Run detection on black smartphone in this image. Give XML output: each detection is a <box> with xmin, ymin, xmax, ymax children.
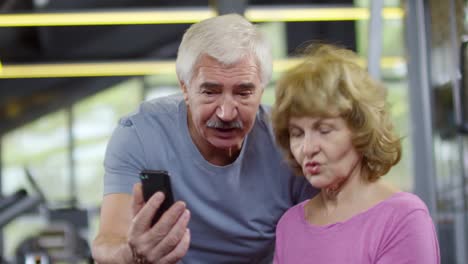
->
<box><xmin>139</xmin><ymin>170</ymin><xmax>174</xmax><ymax>226</ymax></box>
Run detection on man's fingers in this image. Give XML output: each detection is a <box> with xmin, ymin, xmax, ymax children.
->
<box><xmin>160</xmin><ymin>228</ymin><xmax>191</xmax><ymax>264</ymax></box>
<box><xmin>148</xmin><ymin>202</ymin><xmax>186</xmax><ymax>241</ymax></box>
<box><xmin>150</xmin><ymin>208</ymin><xmax>191</xmax><ymax>260</ymax></box>
<box><xmin>133</xmin><ymin>205</ymin><xmax>190</xmax><ymax>263</ymax></box>
<box><xmin>128</xmin><ymin>190</ymin><xmax>190</xmax><ymax>264</ymax></box>
<box><xmin>131</xmin><ymin>191</ymin><xmax>165</xmax><ymax>235</ymax></box>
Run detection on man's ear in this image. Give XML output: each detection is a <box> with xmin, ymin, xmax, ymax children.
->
<box><xmin>180</xmin><ymin>80</ymin><xmax>189</xmax><ymax>104</ymax></box>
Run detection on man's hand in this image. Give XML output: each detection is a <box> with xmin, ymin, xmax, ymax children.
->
<box><xmin>127</xmin><ymin>183</ymin><xmax>191</xmax><ymax>264</ymax></box>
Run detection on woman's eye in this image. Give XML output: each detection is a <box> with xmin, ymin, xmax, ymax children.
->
<box><xmin>319</xmin><ymin>126</ymin><xmax>332</xmax><ymax>134</ymax></box>
<box><xmin>289</xmin><ymin>129</ymin><xmax>303</xmax><ymax>137</ymax></box>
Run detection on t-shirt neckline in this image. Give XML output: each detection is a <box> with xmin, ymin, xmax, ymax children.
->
<box><xmin>300</xmin><ymin>191</ymin><xmax>405</xmax><ymax>232</ymax></box>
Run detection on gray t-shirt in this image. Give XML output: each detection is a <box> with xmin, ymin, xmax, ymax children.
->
<box><xmin>103</xmin><ymin>94</ymin><xmax>315</xmax><ymax>263</ymax></box>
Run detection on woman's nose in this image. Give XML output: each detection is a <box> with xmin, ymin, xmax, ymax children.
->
<box><xmin>302</xmin><ymin>133</ymin><xmax>320</xmax><ymax>156</ymax></box>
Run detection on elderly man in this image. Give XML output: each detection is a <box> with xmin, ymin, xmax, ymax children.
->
<box><xmin>92</xmin><ymin>14</ymin><xmax>315</xmax><ymax>264</ymax></box>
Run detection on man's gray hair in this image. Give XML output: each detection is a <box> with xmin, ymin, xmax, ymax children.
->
<box><xmin>176</xmin><ymin>13</ymin><xmax>272</xmax><ymax>87</ymax></box>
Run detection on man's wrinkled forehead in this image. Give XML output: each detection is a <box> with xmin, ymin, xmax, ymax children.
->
<box><xmin>190</xmin><ymin>55</ymin><xmax>261</xmax><ymax>85</ymax></box>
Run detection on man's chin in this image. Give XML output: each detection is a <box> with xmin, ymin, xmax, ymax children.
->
<box><xmin>208</xmin><ymin>138</ymin><xmax>242</xmax><ymax>150</ymax></box>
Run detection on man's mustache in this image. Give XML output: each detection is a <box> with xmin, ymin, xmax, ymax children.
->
<box><xmin>206</xmin><ymin>119</ymin><xmax>243</xmax><ymax>129</ymax></box>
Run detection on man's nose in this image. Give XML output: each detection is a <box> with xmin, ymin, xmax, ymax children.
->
<box><xmin>216</xmin><ymin>96</ymin><xmax>238</xmax><ymax>121</ymax></box>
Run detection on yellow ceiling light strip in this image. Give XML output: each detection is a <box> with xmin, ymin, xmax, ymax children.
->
<box><xmin>0</xmin><ymin>57</ymin><xmax>405</xmax><ymax>79</ymax></box>
<box><xmin>0</xmin><ymin>61</ymin><xmax>176</xmax><ymax>78</ymax></box>
<box><xmin>275</xmin><ymin>57</ymin><xmax>406</xmax><ymax>71</ymax></box>
<box><xmin>0</xmin><ymin>9</ymin><xmax>217</xmax><ymax>27</ymax></box>
<box><xmin>247</xmin><ymin>7</ymin><xmax>403</xmax><ymax>22</ymax></box>
<box><xmin>0</xmin><ymin>6</ymin><xmax>403</xmax><ymax>27</ymax></box>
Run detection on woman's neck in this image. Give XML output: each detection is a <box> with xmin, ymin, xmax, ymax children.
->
<box><xmin>318</xmin><ymin>167</ymin><xmax>370</xmax><ymax>214</ymax></box>
<box><xmin>320</xmin><ymin>159</ymin><xmax>363</xmax><ymax>199</ymax></box>
<box><xmin>306</xmin><ymin>175</ymin><xmax>399</xmax><ymax>226</ymax></box>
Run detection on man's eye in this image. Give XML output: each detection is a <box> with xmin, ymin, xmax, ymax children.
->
<box><xmin>238</xmin><ymin>91</ymin><xmax>253</xmax><ymax>97</ymax></box>
<box><xmin>202</xmin><ymin>90</ymin><xmax>216</xmax><ymax>95</ymax></box>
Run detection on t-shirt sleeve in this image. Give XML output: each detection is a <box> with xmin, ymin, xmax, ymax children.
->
<box><xmin>273</xmin><ymin>216</ymin><xmax>286</xmax><ymax>264</ymax></box>
<box><xmin>376</xmin><ymin>209</ymin><xmax>440</xmax><ymax>264</ymax></box>
<box><xmin>273</xmin><ymin>236</ymin><xmax>282</xmax><ymax>264</ymax></box>
<box><xmin>103</xmin><ymin>117</ymin><xmax>147</xmax><ymax>195</ymax></box>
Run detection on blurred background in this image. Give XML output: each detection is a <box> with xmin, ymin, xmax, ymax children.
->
<box><xmin>0</xmin><ymin>0</ymin><xmax>467</xmax><ymax>263</ymax></box>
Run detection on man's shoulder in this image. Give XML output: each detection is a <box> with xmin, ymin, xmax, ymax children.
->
<box><xmin>119</xmin><ymin>93</ymin><xmax>183</xmax><ymax>125</ymax></box>
<box><xmin>257</xmin><ymin>103</ymin><xmax>271</xmax><ymax>119</ymax></box>
<box><xmin>254</xmin><ymin>104</ymin><xmax>272</xmax><ymax>129</ymax></box>
<box><xmin>140</xmin><ymin>93</ymin><xmax>184</xmax><ymax>115</ymax></box>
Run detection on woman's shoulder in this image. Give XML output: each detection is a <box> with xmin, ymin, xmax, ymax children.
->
<box><xmin>384</xmin><ymin>192</ymin><xmax>430</xmax><ymax>212</ymax></box>
<box><xmin>277</xmin><ymin>200</ymin><xmax>309</xmax><ymax>228</ymax></box>
<box><xmin>369</xmin><ymin>191</ymin><xmax>432</xmax><ymax>226</ymax></box>
<box><xmin>370</xmin><ymin>182</ymin><xmax>429</xmax><ymax>214</ymax></box>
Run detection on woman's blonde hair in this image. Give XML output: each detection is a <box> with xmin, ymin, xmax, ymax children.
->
<box><xmin>271</xmin><ymin>44</ymin><xmax>401</xmax><ymax>181</ymax></box>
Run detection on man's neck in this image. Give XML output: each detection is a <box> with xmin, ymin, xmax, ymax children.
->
<box><xmin>205</xmin><ymin>147</ymin><xmax>242</xmax><ymax>166</ymax></box>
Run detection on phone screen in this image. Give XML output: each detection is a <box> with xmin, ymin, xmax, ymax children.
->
<box><xmin>139</xmin><ymin>170</ymin><xmax>174</xmax><ymax>225</ymax></box>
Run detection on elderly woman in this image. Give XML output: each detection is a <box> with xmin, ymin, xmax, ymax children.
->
<box><xmin>271</xmin><ymin>44</ymin><xmax>440</xmax><ymax>263</ymax></box>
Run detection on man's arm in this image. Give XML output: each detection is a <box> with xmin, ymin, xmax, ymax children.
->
<box><xmin>92</xmin><ymin>194</ymin><xmax>134</xmax><ymax>264</ymax></box>
<box><xmin>92</xmin><ymin>184</ymin><xmax>191</xmax><ymax>264</ymax></box>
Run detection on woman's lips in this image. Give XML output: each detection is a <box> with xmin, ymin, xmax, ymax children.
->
<box><xmin>305</xmin><ymin>161</ymin><xmax>321</xmax><ymax>175</ymax></box>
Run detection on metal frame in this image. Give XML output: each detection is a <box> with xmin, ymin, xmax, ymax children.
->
<box><xmin>367</xmin><ymin>0</ymin><xmax>384</xmax><ymax>80</ymax></box>
<box><xmin>406</xmin><ymin>0</ymin><xmax>468</xmax><ymax>262</ymax></box>
<box><xmin>404</xmin><ymin>0</ymin><xmax>438</xmax><ymax>216</ymax></box>
<box><xmin>0</xmin><ymin>139</ymin><xmax>3</xmax><ymax>258</ymax></box>
<box><xmin>214</xmin><ymin>0</ymin><xmax>247</xmax><ymax>15</ymax></box>
<box><xmin>448</xmin><ymin>0</ymin><xmax>468</xmax><ymax>261</ymax></box>
<box><xmin>67</xmin><ymin>107</ymin><xmax>77</xmax><ymax>208</ymax></box>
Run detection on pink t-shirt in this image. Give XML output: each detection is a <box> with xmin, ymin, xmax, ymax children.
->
<box><xmin>274</xmin><ymin>192</ymin><xmax>440</xmax><ymax>264</ymax></box>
